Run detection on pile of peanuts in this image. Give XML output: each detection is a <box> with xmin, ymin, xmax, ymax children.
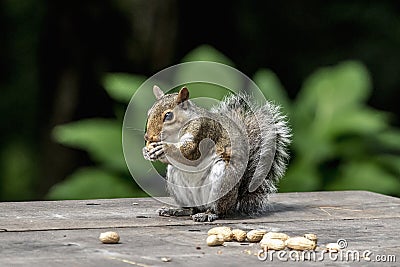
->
<box><xmin>206</xmin><ymin>227</ymin><xmax>341</xmax><ymax>252</ymax></box>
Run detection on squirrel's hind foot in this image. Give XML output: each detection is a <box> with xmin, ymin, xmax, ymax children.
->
<box><xmin>157</xmin><ymin>207</ymin><xmax>194</xmax><ymax>217</ymax></box>
<box><xmin>191</xmin><ymin>212</ymin><xmax>218</xmax><ymax>222</ymax></box>
<box><xmin>157</xmin><ymin>207</ymin><xmax>218</xmax><ymax>222</ymax></box>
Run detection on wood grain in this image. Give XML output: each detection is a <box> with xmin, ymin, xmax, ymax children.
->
<box><xmin>0</xmin><ymin>191</ymin><xmax>399</xmax><ymax>266</ymax></box>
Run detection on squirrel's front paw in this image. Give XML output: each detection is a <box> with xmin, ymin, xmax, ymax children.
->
<box><xmin>143</xmin><ymin>142</ymin><xmax>165</xmax><ymax>161</ymax></box>
<box><xmin>192</xmin><ymin>212</ymin><xmax>218</xmax><ymax>222</ymax></box>
<box><xmin>142</xmin><ymin>147</ymin><xmax>151</xmax><ymax>161</ymax></box>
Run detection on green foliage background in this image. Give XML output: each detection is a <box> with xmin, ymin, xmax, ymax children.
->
<box><xmin>47</xmin><ymin>45</ymin><xmax>400</xmax><ymax>199</ymax></box>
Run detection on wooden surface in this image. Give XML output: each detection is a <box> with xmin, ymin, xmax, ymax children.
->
<box><xmin>0</xmin><ymin>191</ymin><xmax>399</xmax><ymax>266</ymax></box>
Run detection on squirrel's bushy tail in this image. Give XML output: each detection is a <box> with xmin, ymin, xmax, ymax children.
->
<box><xmin>211</xmin><ymin>93</ymin><xmax>291</xmax><ymax>214</ymax></box>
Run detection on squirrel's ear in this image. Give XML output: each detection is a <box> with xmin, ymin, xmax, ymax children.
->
<box><xmin>153</xmin><ymin>85</ymin><xmax>164</xmax><ymax>100</ymax></box>
<box><xmin>177</xmin><ymin>87</ymin><xmax>189</xmax><ymax>104</ymax></box>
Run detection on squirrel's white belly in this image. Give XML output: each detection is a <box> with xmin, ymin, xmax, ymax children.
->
<box><xmin>166</xmin><ymin>160</ymin><xmax>226</xmax><ymax>208</ymax></box>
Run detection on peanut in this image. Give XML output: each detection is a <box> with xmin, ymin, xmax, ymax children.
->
<box><xmin>207</xmin><ymin>227</ymin><xmax>233</xmax><ymax>241</ymax></box>
<box><xmin>260</xmin><ymin>238</ymin><xmax>286</xmax><ymax>251</ymax></box>
<box><xmin>326</xmin><ymin>243</ymin><xmax>341</xmax><ymax>252</ymax></box>
<box><xmin>99</xmin><ymin>231</ymin><xmax>120</xmax><ymax>244</ymax></box>
<box><xmin>232</xmin><ymin>229</ymin><xmax>247</xmax><ymax>242</ymax></box>
<box><xmin>286</xmin><ymin>236</ymin><xmax>316</xmax><ymax>250</ymax></box>
<box><xmin>207</xmin><ymin>234</ymin><xmax>225</xmax><ymax>246</ymax></box>
<box><xmin>304</xmin><ymin>233</ymin><xmax>318</xmax><ymax>242</ymax></box>
<box><xmin>246</xmin><ymin>229</ymin><xmax>267</xmax><ymax>242</ymax></box>
<box><xmin>263</xmin><ymin>232</ymin><xmax>290</xmax><ymax>241</ymax></box>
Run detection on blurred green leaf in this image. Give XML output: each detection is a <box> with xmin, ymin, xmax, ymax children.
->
<box><xmin>377</xmin><ymin>130</ymin><xmax>400</xmax><ymax>150</ymax></box>
<box><xmin>280</xmin><ymin>60</ymin><xmax>400</xmax><ymax>196</ymax></box>
<box><xmin>376</xmin><ymin>155</ymin><xmax>400</xmax><ymax>174</ymax></box>
<box><xmin>176</xmin><ymin>46</ymin><xmax>242</xmax><ymax>97</ymax></box>
<box><xmin>279</xmin><ymin>160</ymin><xmax>321</xmax><ymax>192</ymax></box>
<box><xmin>327</xmin><ymin>162</ymin><xmax>400</xmax><ymax>195</ymax></box>
<box><xmin>290</xmin><ymin>60</ymin><xmax>387</xmax><ymax>160</ymax></box>
<box><xmin>53</xmin><ymin>119</ymin><xmax>126</xmax><ymax>172</ymax></box>
<box><xmin>0</xmin><ymin>141</ymin><xmax>36</xmax><ymax>200</ymax></box>
<box><xmin>46</xmin><ymin>167</ymin><xmax>144</xmax><ymax>200</ymax></box>
<box><xmin>103</xmin><ymin>73</ymin><xmax>146</xmax><ymax>103</ymax></box>
<box><xmin>296</xmin><ymin>61</ymin><xmax>371</xmax><ymax>116</ymax></box>
<box><xmin>181</xmin><ymin>44</ymin><xmax>234</xmax><ymax>66</ymax></box>
<box><xmin>327</xmin><ymin>109</ymin><xmax>388</xmax><ymax>136</ymax></box>
<box><xmin>293</xmin><ymin>61</ymin><xmax>374</xmax><ymax>141</ymax></box>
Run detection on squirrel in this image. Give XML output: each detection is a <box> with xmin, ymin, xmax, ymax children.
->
<box><xmin>142</xmin><ymin>85</ymin><xmax>291</xmax><ymax>222</ymax></box>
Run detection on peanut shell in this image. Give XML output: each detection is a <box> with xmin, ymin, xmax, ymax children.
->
<box><xmin>260</xmin><ymin>238</ymin><xmax>286</xmax><ymax>251</ymax></box>
<box><xmin>263</xmin><ymin>232</ymin><xmax>290</xmax><ymax>241</ymax></box>
<box><xmin>206</xmin><ymin>234</ymin><xmax>224</xmax><ymax>246</ymax></box>
<box><xmin>207</xmin><ymin>227</ymin><xmax>233</xmax><ymax>241</ymax></box>
<box><xmin>286</xmin><ymin>236</ymin><xmax>316</xmax><ymax>250</ymax></box>
<box><xmin>326</xmin><ymin>243</ymin><xmax>341</xmax><ymax>252</ymax></box>
<box><xmin>246</xmin><ymin>229</ymin><xmax>267</xmax><ymax>242</ymax></box>
<box><xmin>304</xmin><ymin>233</ymin><xmax>318</xmax><ymax>242</ymax></box>
<box><xmin>99</xmin><ymin>231</ymin><xmax>120</xmax><ymax>244</ymax></box>
<box><xmin>232</xmin><ymin>229</ymin><xmax>247</xmax><ymax>242</ymax></box>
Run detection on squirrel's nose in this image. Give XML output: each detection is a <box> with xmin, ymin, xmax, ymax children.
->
<box><xmin>144</xmin><ymin>133</ymin><xmax>161</xmax><ymax>142</ymax></box>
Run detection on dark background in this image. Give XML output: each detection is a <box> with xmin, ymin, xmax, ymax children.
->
<box><xmin>1</xmin><ymin>0</ymin><xmax>400</xmax><ymax>200</ymax></box>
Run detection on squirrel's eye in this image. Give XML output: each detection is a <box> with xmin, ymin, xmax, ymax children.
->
<box><xmin>163</xmin><ymin>111</ymin><xmax>174</xmax><ymax>122</ymax></box>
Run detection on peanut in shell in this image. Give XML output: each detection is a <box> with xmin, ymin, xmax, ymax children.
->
<box><xmin>99</xmin><ymin>231</ymin><xmax>120</xmax><ymax>244</ymax></box>
<box><xmin>286</xmin><ymin>236</ymin><xmax>316</xmax><ymax>251</ymax></box>
<box><xmin>207</xmin><ymin>234</ymin><xmax>225</xmax><ymax>246</ymax></box>
<box><xmin>207</xmin><ymin>227</ymin><xmax>233</xmax><ymax>241</ymax></box>
<box><xmin>263</xmin><ymin>232</ymin><xmax>290</xmax><ymax>241</ymax></box>
<box><xmin>260</xmin><ymin>238</ymin><xmax>286</xmax><ymax>251</ymax></box>
<box><xmin>232</xmin><ymin>229</ymin><xmax>247</xmax><ymax>242</ymax></box>
<box><xmin>246</xmin><ymin>229</ymin><xmax>267</xmax><ymax>242</ymax></box>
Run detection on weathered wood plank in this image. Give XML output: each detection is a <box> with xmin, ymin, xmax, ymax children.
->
<box><xmin>0</xmin><ymin>191</ymin><xmax>399</xmax><ymax>266</ymax></box>
<box><xmin>0</xmin><ymin>218</ymin><xmax>398</xmax><ymax>266</ymax></box>
<box><xmin>0</xmin><ymin>191</ymin><xmax>399</xmax><ymax>232</ymax></box>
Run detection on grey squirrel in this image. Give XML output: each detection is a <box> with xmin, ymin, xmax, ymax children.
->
<box><xmin>142</xmin><ymin>85</ymin><xmax>291</xmax><ymax>222</ymax></box>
